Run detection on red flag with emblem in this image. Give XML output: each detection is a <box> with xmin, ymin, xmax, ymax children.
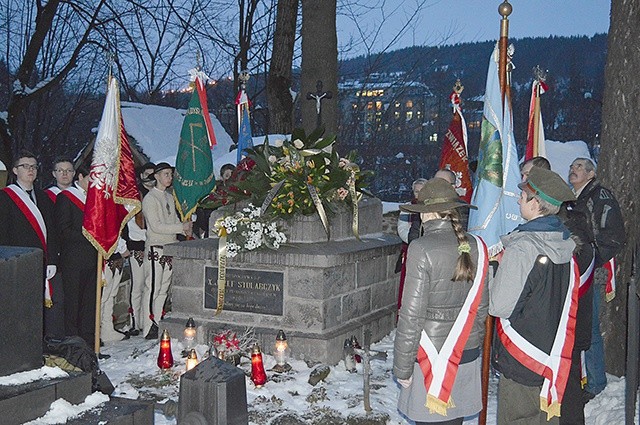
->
<box><xmin>438</xmin><ymin>87</ymin><xmax>473</xmax><ymax>203</ymax></box>
<box><xmin>525</xmin><ymin>78</ymin><xmax>548</xmax><ymax>160</ymax></box>
<box><xmin>83</xmin><ymin>77</ymin><xmax>141</xmax><ymax>258</ymax></box>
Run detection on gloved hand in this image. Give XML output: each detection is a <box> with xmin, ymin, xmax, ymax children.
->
<box><xmin>397</xmin><ymin>375</ymin><xmax>413</xmax><ymax>389</ymax></box>
<box><xmin>46</xmin><ymin>265</ymin><xmax>57</xmax><ymax>280</ymax></box>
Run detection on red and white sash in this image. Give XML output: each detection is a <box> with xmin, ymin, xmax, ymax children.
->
<box><xmin>44</xmin><ymin>186</ymin><xmax>61</xmax><ymax>203</ymax></box>
<box><xmin>60</xmin><ymin>185</ymin><xmax>86</xmax><ymax>211</ymax></box>
<box><xmin>4</xmin><ymin>185</ymin><xmax>48</xmax><ymax>252</ymax></box>
<box><xmin>578</xmin><ymin>253</ymin><xmax>595</xmax><ymax>298</ymax></box>
<box><xmin>416</xmin><ymin>234</ymin><xmax>489</xmax><ymax>416</ymax></box>
<box><xmin>496</xmin><ymin>257</ymin><xmax>580</xmax><ymax>420</ymax></box>
<box><xmin>3</xmin><ymin>184</ymin><xmax>52</xmax><ymax>307</ymax></box>
<box><xmin>603</xmin><ymin>258</ymin><xmax>616</xmax><ymax>302</ymax></box>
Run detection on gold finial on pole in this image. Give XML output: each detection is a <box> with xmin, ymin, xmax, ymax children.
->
<box><xmin>499</xmin><ymin>1</ymin><xmax>512</xmax><ymax>36</ymax></box>
<box><xmin>239</xmin><ymin>70</ymin><xmax>250</xmax><ymax>91</ymax></box>
<box><xmin>453</xmin><ymin>79</ymin><xmax>464</xmax><ymax>95</ymax></box>
<box><xmin>106</xmin><ymin>51</ymin><xmax>116</xmax><ymax>82</ymax></box>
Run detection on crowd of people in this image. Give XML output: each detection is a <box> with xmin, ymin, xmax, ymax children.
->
<box><xmin>0</xmin><ymin>147</ymin><xmax>625</xmax><ymax>424</ymax></box>
<box><xmin>393</xmin><ymin>157</ymin><xmax>624</xmax><ymax>424</ymax></box>
<box><xmin>0</xmin><ymin>150</ymin><xmax>236</xmax><ymax>355</ymax></box>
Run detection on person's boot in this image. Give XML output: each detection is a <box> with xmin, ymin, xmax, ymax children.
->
<box><xmin>145</xmin><ymin>323</ymin><xmax>159</xmax><ymax>340</ymax></box>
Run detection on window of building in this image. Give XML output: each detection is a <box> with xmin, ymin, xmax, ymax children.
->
<box><xmin>406</xmin><ymin>100</ymin><xmax>413</xmax><ymax>108</ymax></box>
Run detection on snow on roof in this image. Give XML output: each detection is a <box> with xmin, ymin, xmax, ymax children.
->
<box><xmin>120</xmin><ymin>102</ymin><xmax>291</xmax><ymax>179</ymax></box>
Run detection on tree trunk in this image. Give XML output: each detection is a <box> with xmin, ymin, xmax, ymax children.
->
<box><xmin>300</xmin><ymin>0</ymin><xmax>338</xmax><ymax>136</ymax></box>
<box><xmin>267</xmin><ymin>0</ymin><xmax>298</xmax><ymax>134</ymax></box>
<box><xmin>598</xmin><ymin>0</ymin><xmax>640</xmax><ymax>377</ymax></box>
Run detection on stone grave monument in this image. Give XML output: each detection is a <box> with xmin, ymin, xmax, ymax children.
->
<box><xmin>0</xmin><ymin>246</ymin><xmax>153</xmax><ymax>424</ymax></box>
<box><xmin>163</xmin><ymin>197</ymin><xmax>401</xmax><ymax>364</ymax></box>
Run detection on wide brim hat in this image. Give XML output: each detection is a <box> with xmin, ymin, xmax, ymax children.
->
<box><xmin>399</xmin><ymin>178</ymin><xmax>477</xmax><ymax>213</ymax></box>
<box><xmin>153</xmin><ymin>162</ymin><xmax>174</xmax><ymax>175</ymax></box>
<box><xmin>518</xmin><ymin>166</ymin><xmax>576</xmax><ymax>206</ymax></box>
<box><xmin>136</xmin><ymin>162</ymin><xmax>156</xmax><ymax>175</ymax></box>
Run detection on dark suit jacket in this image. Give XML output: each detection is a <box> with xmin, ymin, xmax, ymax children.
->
<box><xmin>0</xmin><ymin>187</ymin><xmax>59</xmax><ymax>266</ymax></box>
<box><xmin>54</xmin><ymin>192</ymin><xmax>98</xmax><ymax>267</ymax></box>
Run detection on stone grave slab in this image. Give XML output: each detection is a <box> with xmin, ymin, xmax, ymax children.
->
<box><xmin>0</xmin><ymin>246</ymin><xmax>44</xmax><ymax>377</ymax></box>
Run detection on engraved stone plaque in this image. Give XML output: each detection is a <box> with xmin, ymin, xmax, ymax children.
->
<box><xmin>204</xmin><ymin>267</ymin><xmax>284</xmax><ymax>316</ymax></box>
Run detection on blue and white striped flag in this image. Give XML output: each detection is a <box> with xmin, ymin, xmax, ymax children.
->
<box><xmin>467</xmin><ymin>45</ymin><xmax>522</xmax><ymax>256</ymax></box>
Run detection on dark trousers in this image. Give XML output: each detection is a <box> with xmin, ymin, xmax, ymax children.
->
<box><xmin>62</xmin><ymin>260</ymin><xmax>97</xmax><ymax>346</ymax></box>
<box><xmin>43</xmin><ymin>273</ymin><xmax>65</xmax><ymax>338</ymax></box>
<box><xmin>497</xmin><ymin>376</ymin><xmax>559</xmax><ymax>425</ymax></box>
<box><xmin>560</xmin><ymin>351</ymin><xmax>585</xmax><ymax>425</ymax></box>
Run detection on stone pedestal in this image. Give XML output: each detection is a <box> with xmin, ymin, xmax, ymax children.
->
<box><xmin>163</xmin><ymin>197</ymin><xmax>401</xmax><ymax>364</ymax></box>
<box><xmin>0</xmin><ymin>246</ymin><xmax>43</xmax><ymax>377</ymax></box>
<box><xmin>178</xmin><ymin>356</ymin><xmax>248</xmax><ymax>425</ymax></box>
<box><xmin>0</xmin><ymin>373</ymin><xmax>90</xmax><ymax>425</ymax></box>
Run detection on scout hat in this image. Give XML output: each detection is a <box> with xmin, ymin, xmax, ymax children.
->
<box><xmin>518</xmin><ymin>166</ymin><xmax>576</xmax><ymax>206</ymax></box>
<box><xmin>400</xmin><ymin>178</ymin><xmax>476</xmax><ymax>213</ymax></box>
<box><xmin>153</xmin><ymin>162</ymin><xmax>174</xmax><ymax>175</ymax></box>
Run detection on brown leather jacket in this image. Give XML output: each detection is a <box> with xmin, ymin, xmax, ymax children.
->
<box><xmin>393</xmin><ymin>218</ymin><xmax>489</xmax><ymax>380</ymax></box>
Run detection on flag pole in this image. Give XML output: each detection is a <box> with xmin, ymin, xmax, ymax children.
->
<box><xmin>532</xmin><ymin>80</ymin><xmax>541</xmax><ymax>157</ymax></box>
<box><xmin>480</xmin><ymin>3</ymin><xmax>512</xmax><ymax>425</ymax></box>
<box><xmin>94</xmin><ymin>253</ymin><xmax>103</xmax><ymax>354</ymax></box>
<box><xmin>498</xmin><ymin>1</ymin><xmax>512</xmax><ymax>109</ymax></box>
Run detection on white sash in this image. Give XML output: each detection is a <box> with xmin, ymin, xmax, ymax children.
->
<box><xmin>62</xmin><ymin>185</ymin><xmax>87</xmax><ymax>207</ymax></box>
<box><xmin>44</xmin><ymin>186</ymin><xmax>62</xmax><ymax>202</ymax></box>
<box><xmin>416</xmin><ymin>234</ymin><xmax>489</xmax><ymax>415</ymax></box>
<box><xmin>497</xmin><ymin>257</ymin><xmax>580</xmax><ymax>420</ymax></box>
<box><xmin>5</xmin><ymin>184</ymin><xmax>47</xmax><ymax>243</ymax></box>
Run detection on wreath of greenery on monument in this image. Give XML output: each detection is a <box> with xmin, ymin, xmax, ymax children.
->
<box><xmin>203</xmin><ymin>128</ymin><xmax>372</xmax><ymax>255</ymax></box>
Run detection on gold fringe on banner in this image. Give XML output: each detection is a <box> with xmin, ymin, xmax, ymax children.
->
<box><xmin>307</xmin><ymin>183</ymin><xmax>330</xmax><ymax>240</ymax></box>
<box><xmin>425</xmin><ymin>393</ymin><xmax>455</xmax><ymax>416</ymax></box>
<box><xmin>214</xmin><ymin>223</ymin><xmax>228</xmax><ymax>316</ymax></box>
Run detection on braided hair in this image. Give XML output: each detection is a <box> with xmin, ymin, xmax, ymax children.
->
<box><xmin>436</xmin><ymin>209</ymin><xmax>476</xmax><ymax>282</ymax></box>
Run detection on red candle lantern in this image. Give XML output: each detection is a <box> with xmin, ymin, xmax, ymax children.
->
<box><xmin>250</xmin><ymin>343</ymin><xmax>267</xmax><ymax>387</ymax></box>
<box><xmin>157</xmin><ymin>329</ymin><xmax>174</xmax><ymax>369</ymax></box>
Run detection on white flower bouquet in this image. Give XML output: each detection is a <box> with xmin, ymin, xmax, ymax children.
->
<box><xmin>213</xmin><ymin>204</ymin><xmax>287</xmax><ymax>258</ymax></box>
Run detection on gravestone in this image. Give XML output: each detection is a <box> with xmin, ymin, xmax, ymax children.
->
<box><xmin>0</xmin><ymin>246</ymin><xmax>43</xmax><ymax>376</ymax></box>
<box><xmin>178</xmin><ymin>356</ymin><xmax>248</xmax><ymax>425</ymax></box>
<box><xmin>163</xmin><ymin>197</ymin><xmax>401</xmax><ymax>364</ymax></box>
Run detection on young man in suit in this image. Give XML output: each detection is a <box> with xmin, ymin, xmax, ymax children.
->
<box><xmin>0</xmin><ymin>150</ymin><xmax>63</xmax><ymax>337</ymax></box>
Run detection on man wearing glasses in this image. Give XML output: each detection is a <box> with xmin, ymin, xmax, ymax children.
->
<box><xmin>45</xmin><ymin>157</ymin><xmax>75</xmax><ymax>203</ymax></box>
<box><xmin>0</xmin><ymin>150</ymin><xmax>63</xmax><ymax>338</ymax></box>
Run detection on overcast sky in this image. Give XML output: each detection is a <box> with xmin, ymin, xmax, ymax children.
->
<box><xmin>336</xmin><ymin>0</ymin><xmax>611</xmax><ymax>58</ymax></box>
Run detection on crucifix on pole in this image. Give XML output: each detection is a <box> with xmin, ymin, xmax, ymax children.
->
<box><xmin>306</xmin><ymin>80</ymin><xmax>332</xmax><ymax>129</ymax></box>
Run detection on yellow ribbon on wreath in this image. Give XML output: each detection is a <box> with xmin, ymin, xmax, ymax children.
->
<box><xmin>213</xmin><ymin>220</ymin><xmax>228</xmax><ymax>316</ymax></box>
<box><xmin>344</xmin><ymin>162</ymin><xmax>362</xmax><ymax>240</ymax></box>
<box><xmin>307</xmin><ymin>183</ymin><xmax>330</xmax><ymax>240</ymax></box>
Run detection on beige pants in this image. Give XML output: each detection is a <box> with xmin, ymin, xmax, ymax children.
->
<box><xmin>100</xmin><ymin>260</ymin><xmax>124</xmax><ymax>342</ymax></box>
<box><xmin>128</xmin><ymin>250</ymin><xmax>147</xmax><ymax>331</ymax></box>
<box><xmin>141</xmin><ymin>246</ymin><xmax>173</xmax><ymax>337</ymax></box>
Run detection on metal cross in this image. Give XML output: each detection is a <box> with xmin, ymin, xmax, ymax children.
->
<box><xmin>306</xmin><ymin>80</ymin><xmax>333</xmax><ymax>128</ymax></box>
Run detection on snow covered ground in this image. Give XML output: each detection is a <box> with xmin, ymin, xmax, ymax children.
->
<box><xmin>9</xmin><ymin>329</ymin><xmax>634</xmax><ymax>424</ymax></box>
